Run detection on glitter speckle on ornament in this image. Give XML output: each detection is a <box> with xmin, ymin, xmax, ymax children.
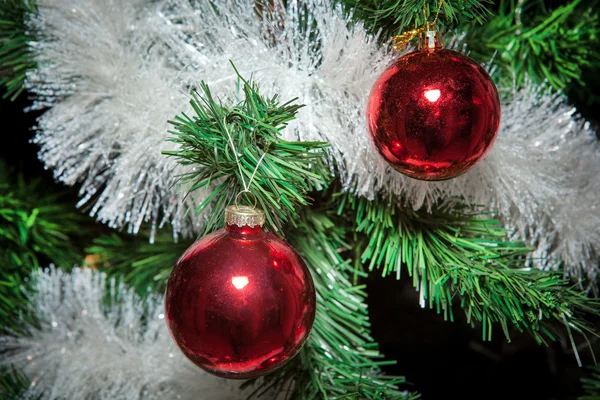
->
<box><xmin>165</xmin><ymin>206</ymin><xmax>316</xmax><ymax>379</ymax></box>
<box><xmin>367</xmin><ymin>29</ymin><xmax>501</xmax><ymax>181</ymax></box>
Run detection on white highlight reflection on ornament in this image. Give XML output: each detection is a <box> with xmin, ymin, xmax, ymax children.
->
<box><xmin>232</xmin><ymin>276</ymin><xmax>249</xmax><ymax>290</ymax></box>
<box><xmin>424</xmin><ymin>89</ymin><xmax>441</xmax><ymax>102</ymax></box>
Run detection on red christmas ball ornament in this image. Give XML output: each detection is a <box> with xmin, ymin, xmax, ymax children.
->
<box><xmin>367</xmin><ymin>29</ymin><xmax>501</xmax><ymax>181</ymax></box>
<box><xmin>165</xmin><ymin>205</ymin><xmax>316</xmax><ymax>379</ymax></box>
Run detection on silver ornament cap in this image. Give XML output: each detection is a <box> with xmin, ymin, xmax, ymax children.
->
<box><xmin>225</xmin><ymin>205</ymin><xmax>265</xmax><ymax>228</ymax></box>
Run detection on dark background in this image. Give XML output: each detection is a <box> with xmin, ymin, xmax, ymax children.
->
<box><xmin>1</xmin><ymin>0</ymin><xmax>599</xmax><ymax>398</ymax></box>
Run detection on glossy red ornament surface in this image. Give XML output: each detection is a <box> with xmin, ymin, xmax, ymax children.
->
<box><xmin>367</xmin><ymin>48</ymin><xmax>501</xmax><ymax>180</ymax></box>
<box><xmin>164</xmin><ymin>223</ymin><xmax>316</xmax><ymax>379</ymax></box>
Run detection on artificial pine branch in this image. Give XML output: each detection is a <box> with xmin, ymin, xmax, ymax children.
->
<box><xmin>581</xmin><ymin>366</ymin><xmax>600</xmax><ymax>400</ymax></box>
<box><xmin>0</xmin><ymin>366</ymin><xmax>40</xmax><ymax>400</ymax></box>
<box><xmin>164</xmin><ymin>67</ymin><xmax>330</xmax><ymax>234</ymax></box>
<box><xmin>0</xmin><ymin>0</ymin><xmax>36</xmax><ymax>100</ymax></box>
<box><xmin>0</xmin><ymin>183</ymin><xmax>83</xmax><ymax>269</ymax></box>
<box><xmin>246</xmin><ymin>208</ymin><xmax>418</xmax><ymax>400</ymax></box>
<box><xmin>346</xmin><ymin>195</ymin><xmax>600</xmax><ymax>365</ymax></box>
<box><xmin>0</xmin><ymin>163</ymin><xmax>86</xmax><ymax>333</ymax></box>
<box><xmin>460</xmin><ymin>0</ymin><xmax>600</xmax><ymax>94</ymax></box>
<box><xmin>85</xmin><ymin>230</ymin><xmax>192</xmax><ymax>296</ymax></box>
<box><xmin>341</xmin><ymin>0</ymin><xmax>492</xmax><ymax>38</ymax></box>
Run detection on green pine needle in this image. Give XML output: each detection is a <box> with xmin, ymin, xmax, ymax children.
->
<box><xmin>346</xmin><ymin>195</ymin><xmax>599</xmax><ymax>364</ymax></box>
<box><xmin>0</xmin><ymin>0</ymin><xmax>36</xmax><ymax>100</ymax></box>
<box><xmin>86</xmin><ymin>230</ymin><xmax>192</xmax><ymax>296</ymax></box>
<box><xmin>163</xmin><ymin>66</ymin><xmax>330</xmax><ymax>235</ymax></box>
<box><xmin>0</xmin><ymin>366</ymin><xmax>40</xmax><ymax>400</ymax></box>
<box><xmin>461</xmin><ymin>0</ymin><xmax>600</xmax><ymax>94</ymax></box>
<box><xmin>581</xmin><ymin>366</ymin><xmax>600</xmax><ymax>400</ymax></box>
<box><xmin>0</xmin><ymin>164</ymin><xmax>86</xmax><ymax>333</ymax></box>
<box><xmin>245</xmin><ymin>208</ymin><xmax>418</xmax><ymax>400</ymax></box>
<box><xmin>0</xmin><ymin>186</ymin><xmax>84</xmax><ymax>270</ymax></box>
<box><xmin>340</xmin><ymin>0</ymin><xmax>492</xmax><ymax>38</ymax></box>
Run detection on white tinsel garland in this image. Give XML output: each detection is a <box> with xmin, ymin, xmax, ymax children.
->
<box><xmin>0</xmin><ymin>268</ymin><xmax>251</xmax><ymax>400</ymax></box>
<box><xmin>26</xmin><ymin>0</ymin><xmax>599</xmax><ymax>282</ymax></box>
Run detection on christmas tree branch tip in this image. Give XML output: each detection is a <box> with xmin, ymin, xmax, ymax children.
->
<box><xmin>581</xmin><ymin>366</ymin><xmax>600</xmax><ymax>400</ymax></box>
<box><xmin>346</xmin><ymin>195</ymin><xmax>600</xmax><ymax>364</ymax></box>
<box><xmin>460</xmin><ymin>0</ymin><xmax>600</xmax><ymax>94</ymax></box>
<box><xmin>85</xmin><ymin>229</ymin><xmax>192</xmax><ymax>296</ymax></box>
<box><xmin>0</xmin><ymin>0</ymin><xmax>37</xmax><ymax>100</ymax></box>
<box><xmin>163</xmin><ymin>66</ymin><xmax>330</xmax><ymax>234</ymax></box>
<box><xmin>1</xmin><ymin>162</ymin><xmax>87</xmax><ymax>334</ymax></box>
<box><xmin>341</xmin><ymin>0</ymin><xmax>492</xmax><ymax>38</ymax></box>
<box><xmin>0</xmin><ymin>366</ymin><xmax>39</xmax><ymax>399</ymax></box>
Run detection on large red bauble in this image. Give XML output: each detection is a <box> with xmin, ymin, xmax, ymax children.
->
<box><xmin>165</xmin><ymin>207</ymin><xmax>316</xmax><ymax>379</ymax></box>
<box><xmin>367</xmin><ymin>46</ymin><xmax>501</xmax><ymax>181</ymax></box>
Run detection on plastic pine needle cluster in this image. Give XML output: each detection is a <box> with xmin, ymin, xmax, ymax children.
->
<box><xmin>163</xmin><ymin>74</ymin><xmax>329</xmax><ymax>234</ymax></box>
<box><xmin>164</xmin><ymin>77</ymin><xmax>414</xmax><ymax>398</ymax></box>
<box><xmin>344</xmin><ymin>0</ymin><xmax>492</xmax><ymax>37</ymax></box>
<box><xmin>582</xmin><ymin>367</ymin><xmax>600</xmax><ymax>400</ymax></box>
<box><xmin>0</xmin><ymin>366</ymin><xmax>40</xmax><ymax>400</ymax></box>
<box><xmin>460</xmin><ymin>0</ymin><xmax>600</xmax><ymax>94</ymax></box>
<box><xmin>0</xmin><ymin>0</ymin><xmax>36</xmax><ymax>100</ymax></box>
<box><xmin>348</xmin><ymin>196</ymin><xmax>599</xmax><ymax>363</ymax></box>
<box><xmin>0</xmin><ymin>164</ymin><xmax>85</xmax><ymax>334</ymax></box>
<box><xmin>84</xmin><ymin>229</ymin><xmax>191</xmax><ymax>296</ymax></box>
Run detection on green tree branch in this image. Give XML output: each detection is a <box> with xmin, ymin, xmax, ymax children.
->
<box><xmin>581</xmin><ymin>366</ymin><xmax>600</xmax><ymax>400</ymax></box>
<box><xmin>341</xmin><ymin>0</ymin><xmax>492</xmax><ymax>38</ymax></box>
<box><xmin>0</xmin><ymin>366</ymin><xmax>40</xmax><ymax>400</ymax></box>
<box><xmin>461</xmin><ymin>0</ymin><xmax>600</xmax><ymax>95</ymax></box>
<box><xmin>164</xmin><ymin>67</ymin><xmax>329</xmax><ymax>235</ymax></box>
<box><xmin>85</xmin><ymin>230</ymin><xmax>192</xmax><ymax>297</ymax></box>
<box><xmin>0</xmin><ymin>0</ymin><xmax>36</xmax><ymax>100</ymax></box>
<box><xmin>345</xmin><ymin>195</ymin><xmax>599</xmax><ymax>365</ymax></box>
<box><xmin>0</xmin><ymin>164</ymin><xmax>86</xmax><ymax>334</ymax></box>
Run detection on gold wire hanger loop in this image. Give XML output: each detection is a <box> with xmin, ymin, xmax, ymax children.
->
<box><xmin>235</xmin><ymin>190</ymin><xmax>258</xmax><ymax>210</ymax></box>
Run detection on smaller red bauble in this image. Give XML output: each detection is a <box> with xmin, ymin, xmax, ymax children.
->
<box><xmin>367</xmin><ymin>30</ymin><xmax>501</xmax><ymax>181</ymax></box>
<box><xmin>164</xmin><ymin>205</ymin><xmax>316</xmax><ymax>379</ymax></box>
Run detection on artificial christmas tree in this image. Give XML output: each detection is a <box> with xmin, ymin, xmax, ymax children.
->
<box><xmin>1</xmin><ymin>0</ymin><xmax>600</xmax><ymax>399</ymax></box>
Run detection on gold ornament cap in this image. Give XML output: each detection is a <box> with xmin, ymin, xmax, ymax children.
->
<box><xmin>225</xmin><ymin>205</ymin><xmax>265</xmax><ymax>228</ymax></box>
<box><xmin>418</xmin><ymin>25</ymin><xmax>443</xmax><ymax>52</ymax></box>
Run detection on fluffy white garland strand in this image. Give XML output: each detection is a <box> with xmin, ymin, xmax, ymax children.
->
<box><xmin>26</xmin><ymin>0</ymin><xmax>599</xmax><ymax>282</ymax></box>
<box><xmin>0</xmin><ymin>268</ymin><xmax>250</xmax><ymax>400</ymax></box>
